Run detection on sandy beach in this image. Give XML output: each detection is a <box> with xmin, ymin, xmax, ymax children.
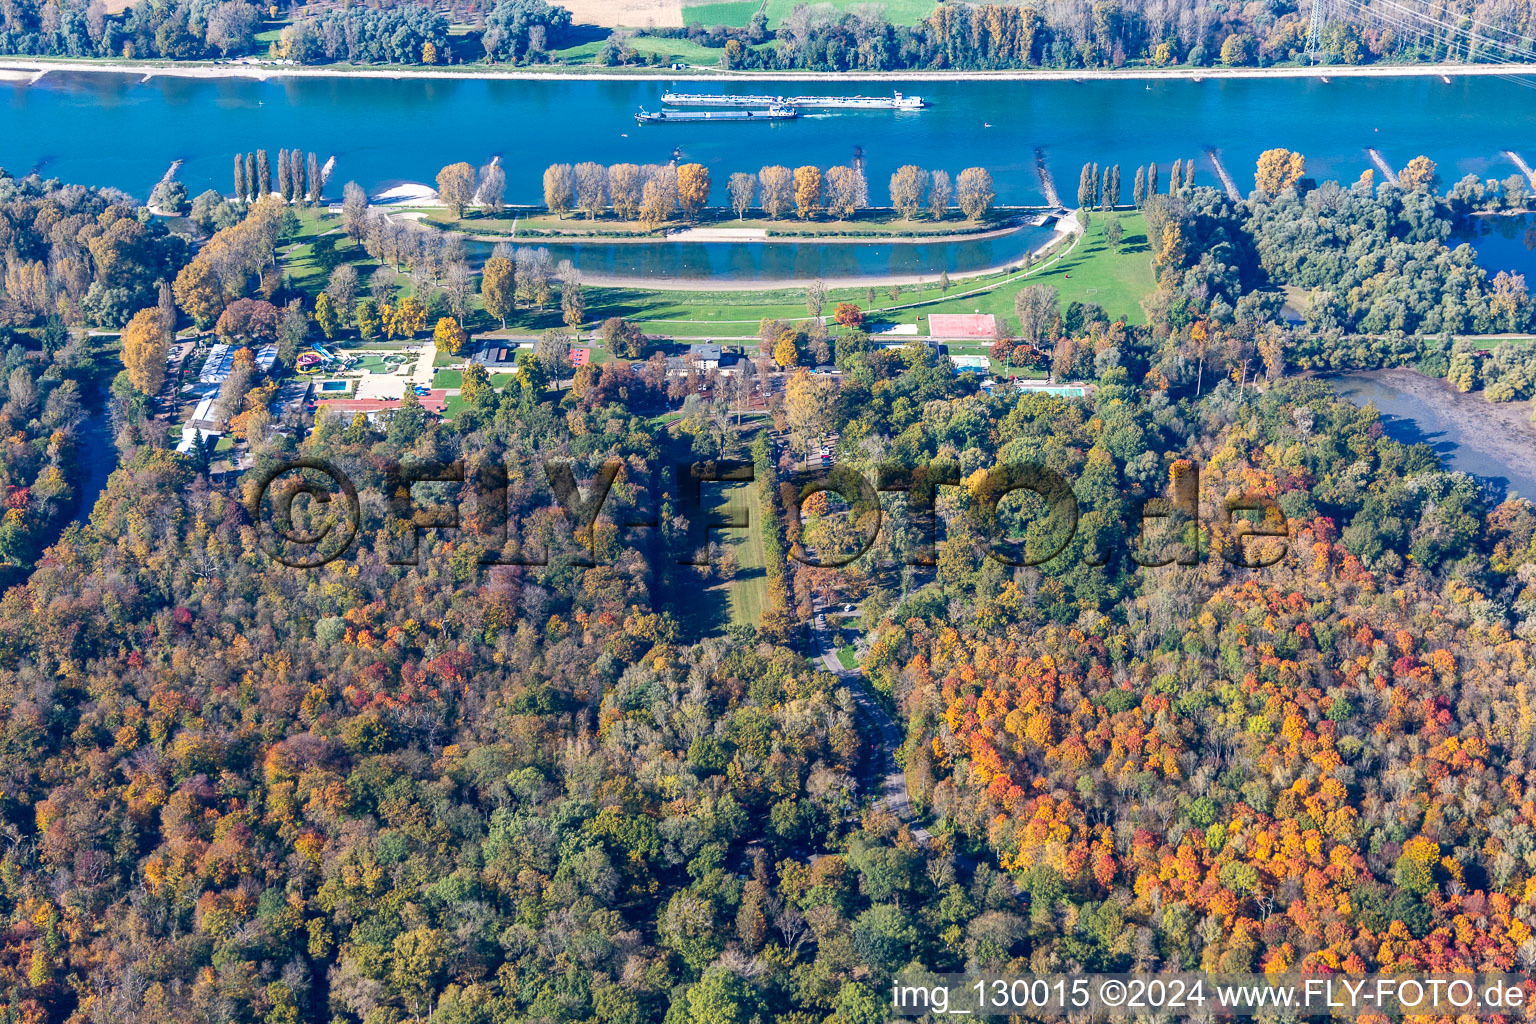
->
<box><xmin>2</xmin><ymin>56</ymin><xmax>1534</xmax><ymax>85</ymax></box>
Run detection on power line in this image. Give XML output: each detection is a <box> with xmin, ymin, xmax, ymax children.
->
<box><xmin>1330</xmin><ymin>0</ymin><xmax>1536</xmax><ymax>63</ymax></box>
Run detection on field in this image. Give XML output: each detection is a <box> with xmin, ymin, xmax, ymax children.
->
<box><xmin>548</xmin><ymin>34</ymin><xmax>727</xmax><ymax>64</ymax></box>
<box><xmin>672</xmin><ymin>474</ymin><xmax>769</xmax><ymax>637</ymax></box>
<box><xmin>680</xmin><ymin>0</ymin><xmax>938</xmax><ymax>27</ymax></box>
<box><xmin>562</xmin><ymin>0</ymin><xmax>684</xmax><ymax>27</ymax></box>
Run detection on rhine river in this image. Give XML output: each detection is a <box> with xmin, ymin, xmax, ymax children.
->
<box><xmin>5</xmin><ymin>71</ymin><xmax>1536</xmax><ymax>206</ymax></box>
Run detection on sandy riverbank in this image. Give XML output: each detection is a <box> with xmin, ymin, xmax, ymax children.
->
<box><xmin>2</xmin><ymin>56</ymin><xmax>1535</xmax><ymax>84</ymax></box>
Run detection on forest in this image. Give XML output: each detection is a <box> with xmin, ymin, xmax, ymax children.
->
<box><xmin>0</xmin><ymin>127</ymin><xmax>1534</xmax><ymax>1023</ymax></box>
<box><xmin>2</xmin><ymin>261</ymin><xmax>1536</xmax><ymax>1022</ymax></box>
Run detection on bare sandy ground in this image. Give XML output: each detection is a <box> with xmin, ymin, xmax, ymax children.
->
<box><xmin>4</xmin><ymin>56</ymin><xmax>1536</xmax><ymax>83</ymax></box>
<box><xmin>562</xmin><ymin>0</ymin><xmax>683</xmax><ymax>28</ymax></box>
<box><xmin>668</xmin><ymin>227</ymin><xmax>770</xmax><ymax>241</ymax></box>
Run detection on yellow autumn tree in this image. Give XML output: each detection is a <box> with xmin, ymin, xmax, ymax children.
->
<box><xmin>121</xmin><ymin>308</ymin><xmax>171</xmax><ymax>397</ymax></box>
<box><xmin>773</xmin><ymin>334</ymin><xmax>799</xmax><ymax>368</ymax></box>
<box><xmin>481</xmin><ymin>256</ymin><xmax>515</xmax><ymax>327</ymax></box>
<box><xmin>793</xmin><ymin>166</ymin><xmax>822</xmax><ymax>220</ymax></box>
<box><xmin>1155</xmin><ymin>222</ymin><xmax>1186</xmax><ymax>271</ymax></box>
<box><xmin>1254</xmin><ymin>149</ymin><xmax>1306</xmax><ymax>195</ymax></box>
<box><xmin>676</xmin><ymin>163</ymin><xmax>711</xmax><ymax>222</ymax></box>
<box><xmin>1398</xmin><ymin>155</ymin><xmax>1439</xmax><ymax>192</ymax></box>
<box><xmin>389</xmin><ymin>296</ymin><xmax>429</xmax><ymax>338</ymax></box>
<box><xmin>433</xmin><ymin>316</ymin><xmax>467</xmax><ymax>355</ymax></box>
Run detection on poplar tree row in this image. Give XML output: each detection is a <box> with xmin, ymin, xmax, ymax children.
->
<box><xmin>1130</xmin><ymin>158</ymin><xmax>1199</xmax><ymax>207</ymax></box>
<box><xmin>232</xmin><ymin>149</ymin><xmax>325</xmax><ymax>204</ymax></box>
<box><xmin>1076</xmin><ymin>162</ymin><xmax>1123</xmax><ymax>210</ymax></box>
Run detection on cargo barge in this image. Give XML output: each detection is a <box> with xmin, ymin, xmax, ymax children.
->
<box><xmin>635</xmin><ymin>106</ymin><xmax>799</xmax><ymax>123</ymax></box>
<box><xmin>660</xmin><ymin>90</ymin><xmax>924</xmax><ymax>110</ymax></box>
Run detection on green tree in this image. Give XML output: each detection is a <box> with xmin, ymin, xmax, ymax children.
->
<box><xmin>460</xmin><ymin>362</ymin><xmax>492</xmax><ymax>406</ymax></box>
<box><xmin>685</xmin><ymin>967</ymin><xmax>753</xmax><ymax>1024</ymax></box>
<box><xmin>313</xmin><ymin>291</ymin><xmax>341</xmax><ymax>339</ymax></box>
<box><xmin>356</xmin><ymin>298</ymin><xmax>380</xmax><ymax>340</ymax></box>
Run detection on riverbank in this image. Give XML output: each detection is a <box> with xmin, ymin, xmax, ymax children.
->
<box><xmin>3</xmin><ymin>55</ymin><xmax>1535</xmax><ymax>84</ymax></box>
<box><xmin>1325</xmin><ymin>367</ymin><xmax>1536</xmax><ymax>498</ymax></box>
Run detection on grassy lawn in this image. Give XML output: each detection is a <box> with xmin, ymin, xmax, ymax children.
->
<box><xmin>901</xmin><ymin>212</ymin><xmax>1156</xmax><ymax>329</ymax></box>
<box><xmin>835</xmin><ymin>645</ymin><xmax>859</xmax><ymax>670</ymax></box>
<box><xmin>276</xmin><ymin>209</ymin><xmax>376</xmax><ymax>295</ymax></box>
<box><xmin>437</xmin><ymin>368</ymin><xmax>519</xmax><ymax>391</ymax></box>
<box><xmin>712</xmin><ymin>476</ymin><xmax>769</xmax><ymax>630</ymax></box>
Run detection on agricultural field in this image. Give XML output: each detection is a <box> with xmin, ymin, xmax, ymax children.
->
<box><xmin>680</xmin><ymin>0</ymin><xmax>939</xmax><ymax>28</ymax></box>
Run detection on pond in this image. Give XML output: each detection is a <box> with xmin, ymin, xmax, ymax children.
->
<box><xmin>1325</xmin><ymin>368</ymin><xmax>1536</xmax><ymax>502</ymax></box>
<box><xmin>464</xmin><ymin>219</ymin><xmax>1060</xmax><ymax>282</ymax></box>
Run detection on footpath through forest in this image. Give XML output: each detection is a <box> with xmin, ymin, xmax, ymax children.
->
<box><xmin>809</xmin><ymin>599</ymin><xmax>1029</xmax><ymax>904</ymax></box>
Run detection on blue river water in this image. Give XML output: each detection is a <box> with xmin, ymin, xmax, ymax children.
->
<box><xmin>5</xmin><ymin>71</ymin><xmax>1536</xmax><ymax>205</ymax></box>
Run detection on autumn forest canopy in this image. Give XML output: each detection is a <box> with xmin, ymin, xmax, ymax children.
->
<box><xmin>0</xmin><ymin>117</ymin><xmax>1534</xmax><ymax>1024</ymax></box>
